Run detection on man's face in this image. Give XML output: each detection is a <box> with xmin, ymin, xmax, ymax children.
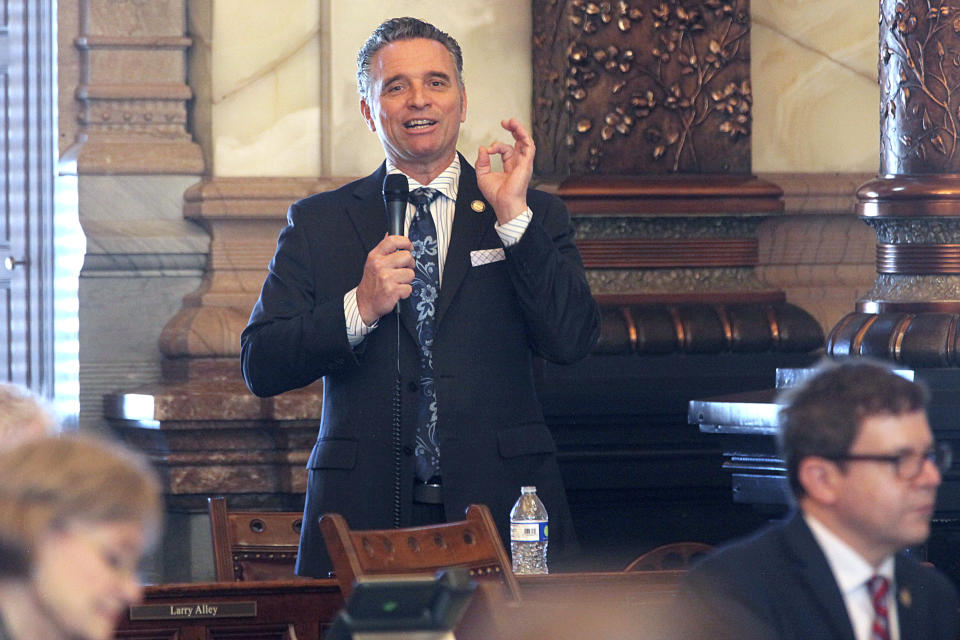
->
<box><xmin>829</xmin><ymin>410</ymin><xmax>941</xmax><ymax>563</ymax></box>
<box><xmin>360</xmin><ymin>38</ymin><xmax>467</xmax><ymax>181</ymax></box>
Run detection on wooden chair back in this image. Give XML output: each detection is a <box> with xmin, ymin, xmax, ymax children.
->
<box><xmin>623</xmin><ymin>541</ymin><xmax>714</xmax><ymax>572</ymax></box>
<box><xmin>319</xmin><ymin>503</ymin><xmax>521</xmax><ymax>602</ymax></box>
<box><xmin>208</xmin><ymin>496</ymin><xmax>305</xmax><ymax>581</ymax></box>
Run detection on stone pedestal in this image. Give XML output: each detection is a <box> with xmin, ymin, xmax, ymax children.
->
<box><xmin>158</xmin><ymin>177</ymin><xmax>348</xmax><ymax>378</ymax></box>
<box><xmin>104</xmin><ymin>177</ymin><xmax>346</xmax><ymax>581</ymax></box>
<box><xmin>559</xmin><ymin>173</ymin><xmax>787</xmax><ymax>304</ymax></box>
<box><xmin>106</xmin><ymin>377</ymin><xmax>321</xmax><ymax>510</ymax></box>
<box><xmin>77</xmin><ymin>174</ymin><xmax>208</xmax><ymax>435</ymax></box>
<box><xmin>105</xmin><ymin>374</ymin><xmax>322</xmax><ymax>582</ymax></box>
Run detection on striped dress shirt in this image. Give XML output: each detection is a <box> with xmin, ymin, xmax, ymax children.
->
<box><xmin>344</xmin><ymin>156</ymin><xmax>531</xmax><ymax>345</ymax></box>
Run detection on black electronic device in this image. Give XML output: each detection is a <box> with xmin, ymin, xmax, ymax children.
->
<box><xmin>383</xmin><ymin>173</ymin><xmax>408</xmax><ymax>237</ymax></box>
<box><xmin>325</xmin><ymin>568</ymin><xmax>477</xmax><ymax>640</ymax></box>
<box><xmin>382</xmin><ymin>171</ymin><xmax>409</xmax><ymax>527</ymax></box>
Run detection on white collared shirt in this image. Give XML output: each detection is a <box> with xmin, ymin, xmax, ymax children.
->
<box><xmin>343</xmin><ymin>156</ymin><xmax>531</xmax><ymax>346</ymax></box>
<box><xmin>805</xmin><ymin>513</ymin><xmax>899</xmax><ymax>640</ymax></box>
<box><xmin>388</xmin><ymin>156</ymin><xmax>461</xmax><ymax>287</ymax></box>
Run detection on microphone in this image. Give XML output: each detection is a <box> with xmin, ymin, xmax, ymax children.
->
<box><xmin>382</xmin><ymin>173</ymin><xmax>407</xmax><ymax>529</ymax></box>
<box><xmin>383</xmin><ymin>173</ymin><xmax>408</xmax><ymax>237</ymax></box>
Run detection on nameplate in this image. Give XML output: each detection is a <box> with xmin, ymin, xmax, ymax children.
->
<box><xmin>129</xmin><ymin>601</ymin><xmax>257</xmax><ymax>621</ymax></box>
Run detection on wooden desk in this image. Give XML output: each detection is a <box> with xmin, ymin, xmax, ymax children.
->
<box><xmin>115</xmin><ymin>571</ymin><xmax>683</xmax><ymax>640</ymax></box>
<box><xmin>467</xmin><ymin>570</ymin><xmax>684</xmax><ymax>640</ymax></box>
<box><xmin>519</xmin><ymin>569</ymin><xmax>683</xmax><ymax>603</ymax></box>
<box><xmin>116</xmin><ymin>579</ymin><xmax>343</xmax><ymax>640</ymax></box>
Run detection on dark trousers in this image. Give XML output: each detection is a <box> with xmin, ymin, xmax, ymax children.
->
<box><xmin>410</xmin><ymin>501</ymin><xmax>445</xmax><ymax>526</ymax></box>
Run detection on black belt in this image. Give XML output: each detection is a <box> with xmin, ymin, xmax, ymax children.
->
<box><xmin>413</xmin><ymin>477</ymin><xmax>443</xmax><ymax>504</ymax></box>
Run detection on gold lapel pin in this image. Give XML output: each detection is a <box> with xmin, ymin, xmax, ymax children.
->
<box><xmin>899</xmin><ymin>587</ymin><xmax>912</xmax><ymax>608</ymax></box>
<box><xmin>471</xmin><ymin>200</ymin><xmax>486</xmax><ymax>213</ymax></box>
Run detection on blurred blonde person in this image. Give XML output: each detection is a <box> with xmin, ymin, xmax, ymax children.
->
<box><xmin>0</xmin><ymin>435</ymin><xmax>161</xmax><ymax>640</ymax></box>
<box><xmin>0</xmin><ymin>383</ymin><xmax>57</xmax><ymax>449</ymax></box>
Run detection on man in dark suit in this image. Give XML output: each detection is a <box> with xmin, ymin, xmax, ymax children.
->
<box><xmin>241</xmin><ymin>17</ymin><xmax>599</xmax><ymax>578</ymax></box>
<box><xmin>678</xmin><ymin>360</ymin><xmax>958</xmax><ymax>640</ymax></box>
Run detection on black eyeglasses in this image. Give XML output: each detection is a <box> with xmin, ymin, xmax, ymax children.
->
<box><xmin>827</xmin><ymin>442</ymin><xmax>953</xmax><ymax>481</ymax></box>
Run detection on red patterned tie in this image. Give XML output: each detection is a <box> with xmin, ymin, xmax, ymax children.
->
<box><xmin>867</xmin><ymin>575</ymin><xmax>891</xmax><ymax>640</ymax></box>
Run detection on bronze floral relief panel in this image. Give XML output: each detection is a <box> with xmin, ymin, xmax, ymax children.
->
<box><xmin>532</xmin><ymin>0</ymin><xmax>752</xmax><ymax>179</ymax></box>
<box><xmin>880</xmin><ymin>0</ymin><xmax>960</xmax><ymax>174</ymax></box>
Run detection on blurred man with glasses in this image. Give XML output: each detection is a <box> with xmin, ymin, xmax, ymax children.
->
<box><xmin>677</xmin><ymin>358</ymin><xmax>959</xmax><ymax>640</ymax></box>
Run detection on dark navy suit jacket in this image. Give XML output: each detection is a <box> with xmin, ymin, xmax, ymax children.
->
<box><xmin>241</xmin><ymin>156</ymin><xmax>600</xmax><ymax>577</ymax></box>
<box><xmin>678</xmin><ymin>512</ymin><xmax>959</xmax><ymax>640</ymax></box>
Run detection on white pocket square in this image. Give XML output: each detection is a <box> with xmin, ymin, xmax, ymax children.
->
<box><xmin>470</xmin><ymin>248</ymin><xmax>505</xmax><ymax>266</ymax></box>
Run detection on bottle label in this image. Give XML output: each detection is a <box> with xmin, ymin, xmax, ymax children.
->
<box><xmin>511</xmin><ymin>520</ymin><xmax>548</xmax><ymax>542</ymax></box>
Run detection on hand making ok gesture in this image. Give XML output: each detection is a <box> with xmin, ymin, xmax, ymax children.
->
<box><xmin>476</xmin><ymin>117</ymin><xmax>535</xmax><ymax>225</ymax></box>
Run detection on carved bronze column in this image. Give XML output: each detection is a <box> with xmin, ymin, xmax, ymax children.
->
<box><xmin>532</xmin><ymin>0</ymin><xmax>822</xmax><ymax>350</ymax></box>
<box><xmin>829</xmin><ymin>0</ymin><xmax>960</xmax><ymax>365</ymax></box>
<box><xmin>534</xmin><ymin>0</ymin><xmax>752</xmax><ymax>177</ymax></box>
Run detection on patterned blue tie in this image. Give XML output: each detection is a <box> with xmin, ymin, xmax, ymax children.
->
<box><xmin>407</xmin><ymin>187</ymin><xmax>441</xmax><ymax>482</ymax></box>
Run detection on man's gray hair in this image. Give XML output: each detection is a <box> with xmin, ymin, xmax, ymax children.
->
<box><xmin>357</xmin><ymin>17</ymin><xmax>464</xmax><ymax>100</ymax></box>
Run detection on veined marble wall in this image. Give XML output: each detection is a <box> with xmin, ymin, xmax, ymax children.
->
<box><xmin>189</xmin><ymin>0</ymin><xmax>878</xmax><ymax>177</ymax></box>
<box><xmin>752</xmin><ymin>0</ymin><xmax>878</xmax><ymax>173</ymax></box>
<box><xmin>190</xmin><ymin>0</ymin><xmax>322</xmax><ymax>176</ymax></box>
<box><xmin>750</xmin><ymin>0</ymin><xmax>879</xmax><ymax>329</ymax></box>
<box><xmin>191</xmin><ymin>0</ymin><xmax>530</xmax><ymax>177</ymax></box>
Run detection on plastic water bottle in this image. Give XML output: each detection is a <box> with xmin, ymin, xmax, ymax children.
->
<box><xmin>509</xmin><ymin>486</ymin><xmax>548</xmax><ymax>575</ymax></box>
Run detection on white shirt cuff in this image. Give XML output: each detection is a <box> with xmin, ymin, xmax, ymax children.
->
<box><xmin>494</xmin><ymin>207</ymin><xmax>532</xmax><ymax>247</ymax></box>
<box><xmin>344</xmin><ymin>287</ymin><xmax>377</xmax><ymax>347</ymax></box>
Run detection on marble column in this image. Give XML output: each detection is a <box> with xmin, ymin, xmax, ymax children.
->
<box><xmin>57</xmin><ymin>0</ymin><xmax>210</xmax><ymax>582</ymax></box>
<box><xmin>101</xmin><ymin>1</ymin><xmax>327</xmax><ymax>582</ymax></box>
<box><xmin>58</xmin><ymin>0</ymin><xmax>207</xmax><ymax>436</ymax></box>
<box><xmin>64</xmin><ymin>0</ymin><xmax>203</xmax><ymax>173</ymax></box>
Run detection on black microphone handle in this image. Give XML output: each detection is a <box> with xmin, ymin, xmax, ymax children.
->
<box><xmin>383</xmin><ymin>174</ymin><xmax>408</xmax><ymax>237</ymax></box>
<box><xmin>382</xmin><ymin>176</ymin><xmax>407</xmax><ymax>528</ymax></box>
<box><xmin>382</xmin><ymin>174</ymin><xmax>408</xmax><ymax>317</ymax></box>
<box><xmin>387</xmin><ymin>199</ymin><xmax>405</xmax><ymax>237</ymax></box>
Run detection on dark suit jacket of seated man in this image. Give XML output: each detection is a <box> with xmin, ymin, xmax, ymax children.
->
<box><xmin>240</xmin><ymin>17</ymin><xmax>600</xmax><ymax>578</ymax></box>
<box><xmin>676</xmin><ymin>360</ymin><xmax>959</xmax><ymax>640</ymax></box>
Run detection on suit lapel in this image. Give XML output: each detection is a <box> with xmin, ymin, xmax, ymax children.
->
<box><xmin>437</xmin><ymin>161</ymin><xmax>494</xmax><ymax>326</ymax></box>
<box><xmin>782</xmin><ymin>514</ymin><xmax>858</xmax><ymax>640</ymax></box>
<box><xmin>894</xmin><ymin>555</ymin><xmax>920</xmax><ymax>640</ymax></box>
<box><xmin>347</xmin><ymin>163</ymin><xmax>390</xmax><ymax>254</ymax></box>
